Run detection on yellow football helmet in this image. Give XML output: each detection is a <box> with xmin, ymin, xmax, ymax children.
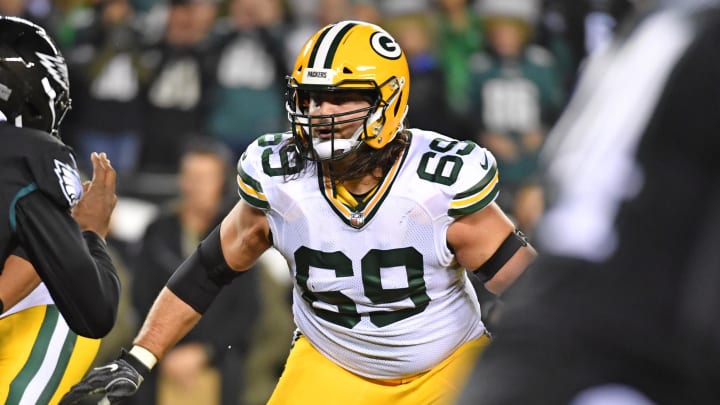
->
<box><xmin>286</xmin><ymin>20</ymin><xmax>410</xmax><ymax>161</ymax></box>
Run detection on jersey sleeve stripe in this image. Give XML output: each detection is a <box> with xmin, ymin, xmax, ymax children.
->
<box><xmin>236</xmin><ymin>174</ymin><xmax>269</xmax><ymax>209</ymax></box>
<box><xmin>454</xmin><ymin>162</ymin><xmax>498</xmax><ymax>200</ymax></box>
<box><xmin>448</xmin><ymin>164</ymin><xmax>499</xmax><ymax>216</ymax></box>
<box><xmin>448</xmin><ymin>185</ymin><xmax>499</xmax><ymax>217</ymax></box>
<box><xmin>237</xmin><ymin>164</ymin><xmax>264</xmax><ymax>193</ymax></box>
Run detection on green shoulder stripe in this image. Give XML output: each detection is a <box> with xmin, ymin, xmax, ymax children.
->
<box><xmin>237</xmin><ymin>165</ymin><xmax>269</xmax><ymax>210</ymax></box>
<box><xmin>448</xmin><ymin>162</ymin><xmax>499</xmax><ymax>217</ymax></box>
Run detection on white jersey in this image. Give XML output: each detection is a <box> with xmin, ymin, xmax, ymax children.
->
<box><xmin>237</xmin><ymin>128</ymin><xmax>499</xmax><ymax>379</ymax></box>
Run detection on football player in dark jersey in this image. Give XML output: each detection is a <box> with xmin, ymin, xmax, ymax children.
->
<box><xmin>0</xmin><ymin>16</ymin><xmax>120</xmax><ymax>338</ymax></box>
<box><xmin>458</xmin><ymin>1</ymin><xmax>720</xmax><ymax>404</ymax></box>
<box><xmin>0</xmin><ymin>15</ymin><xmax>121</xmax><ymax>404</ymax></box>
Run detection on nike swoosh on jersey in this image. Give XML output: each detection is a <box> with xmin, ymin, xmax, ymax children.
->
<box><xmin>479</xmin><ymin>152</ymin><xmax>489</xmax><ymax>170</ymax></box>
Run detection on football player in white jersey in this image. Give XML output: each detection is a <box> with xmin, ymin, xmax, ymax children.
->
<box><xmin>62</xmin><ymin>20</ymin><xmax>536</xmax><ymax>405</ymax></box>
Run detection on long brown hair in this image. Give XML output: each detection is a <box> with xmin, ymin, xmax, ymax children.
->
<box><xmin>326</xmin><ymin>131</ymin><xmax>409</xmax><ymax>182</ymax></box>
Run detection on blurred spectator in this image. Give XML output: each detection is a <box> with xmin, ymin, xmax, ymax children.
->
<box><xmin>285</xmin><ymin>0</ymin><xmax>317</xmax><ymax>23</ymax></box>
<box><xmin>313</xmin><ymin>0</ymin><xmax>353</xmax><ymax>22</ymax></box>
<box><xmin>387</xmin><ymin>13</ymin><xmax>454</xmax><ymax>135</ymax></box>
<box><xmin>0</xmin><ymin>0</ymin><xmax>56</xmax><ymax>30</ymax></box>
<box><xmin>377</xmin><ymin>0</ymin><xmax>432</xmax><ymax>17</ymax></box>
<box><xmin>284</xmin><ymin>0</ymin><xmax>353</xmax><ymax>68</ymax></box>
<box><xmin>243</xmin><ymin>250</ymin><xmax>294</xmax><ymax>405</ymax></box>
<box><xmin>531</xmin><ymin>1</ymin><xmax>577</xmax><ymax>95</ymax></box>
<box><xmin>91</xmin><ymin>250</ymin><xmax>138</xmax><ymax>368</ymax></box>
<box><xmin>511</xmin><ymin>179</ymin><xmax>544</xmax><ymax>239</ymax></box>
<box><xmin>130</xmin><ymin>0</ymin><xmax>161</xmax><ymax>13</ymax></box>
<box><xmin>536</xmin><ymin>0</ymin><xmax>635</xmax><ymax>91</ymax></box>
<box><xmin>351</xmin><ymin>0</ymin><xmax>383</xmax><ymax>24</ymax></box>
<box><xmin>469</xmin><ymin>0</ymin><xmax>565</xmax><ymax>211</ymax></box>
<box><xmin>435</xmin><ymin>0</ymin><xmax>485</xmax><ymax>124</ymax></box>
<box><xmin>138</xmin><ymin>0</ymin><xmax>219</xmax><ymax>173</ymax></box>
<box><xmin>0</xmin><ymin>0</ymin><xmax>32</xmax><ymax>17</ymax></box>
<box><xmin>66</xmin><ymin>0</ymin><xmax>148</xmax><ymax>176</ymax></box>
<box><xmin>206</xmin><ymin>0</ymin><xmax>289</xmax><ymax>160</ymax></box>
<box><xmin>130</xmin><ymin>138</ymin><xmax>260</xmax><ymax>405</ymax></box>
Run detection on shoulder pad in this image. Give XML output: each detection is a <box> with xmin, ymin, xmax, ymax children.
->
<box><xmin>417</xmin><ymin>136</ymin><xmax>499</xmax><ymax>217</ymax></box>
<box><xmin>449</xmin><ymin>142</ymin><xmax>499</xmax><ymax>217</ymax></box>
<box><xmin>410</xmin><ymin>131</ymin><xmax>500</xmax><ymax>217</ymax></box>
<box><xmin>236</xmin><ymin>133</ymin><xmax>296</xmax><ymax>210</ymax></box>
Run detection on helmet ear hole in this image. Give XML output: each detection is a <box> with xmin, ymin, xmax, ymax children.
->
<box><xmin>343</xmin><ymin>67</ymin><xmax>353</xmax><ymax>74</ymax></box>
<box><xmin>0</xmin><ymin>65</ymin><xmax>28</xmax><ymax>118</ymax></box>
<box><xmin>24</xmin><ymin>99</ymin><xmax>44</xmax><ymax>121</ymax></box>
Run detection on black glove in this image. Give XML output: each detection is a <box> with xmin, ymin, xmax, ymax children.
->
<box><xmin>60</xmin><ymin>348</ymin><xmax>151</xmax><ymax>405</ymax></box>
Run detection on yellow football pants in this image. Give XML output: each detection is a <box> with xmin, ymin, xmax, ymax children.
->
<box><xmin>268</xmin><ymin>334</ymin><xmax>490</xmax><ymax>405</ymax></box>
<box><xmin>0</xmin><ymin>305</ymin><xmax>100</xmax><ymax>405</ymax></box>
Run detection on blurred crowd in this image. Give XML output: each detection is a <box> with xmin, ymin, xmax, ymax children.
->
<box><xmin>3</xmin><ymin>0</ymin><xmax>634</xmax><ymax>404</ymax></box>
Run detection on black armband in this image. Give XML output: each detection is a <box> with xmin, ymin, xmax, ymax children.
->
<box><xmin>473</xmin><ymin>229</ymin><xmax>529</xmax><ymax>282</ymax></box>
<box><xmin>166</xmin><ymin>225</ymin><xmax>243</xmax><ymax>314</ymax></box>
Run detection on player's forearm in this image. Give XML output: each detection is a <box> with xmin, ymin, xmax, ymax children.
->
<box><xmin>133</xmin><ymin>287</ymin><xmax>203</xmax><ymax>360</ymax></box>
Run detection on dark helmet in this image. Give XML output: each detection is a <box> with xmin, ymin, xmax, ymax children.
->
<box><xmin>0</xmin><ymin>16</ymin><xmax>71</xmax><ymax>137</ymax></box>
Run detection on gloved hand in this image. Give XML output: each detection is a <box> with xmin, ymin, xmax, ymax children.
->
<box><xmin>60</xmin><ymin>348</ymin><xmax>150</xmax><ymax>405</ymax></box>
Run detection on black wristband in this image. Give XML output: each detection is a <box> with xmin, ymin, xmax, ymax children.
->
<box><xmin>119</xmin><ymin>348</ymin><xmax>151</xmax><ymax>378</ymax></box>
